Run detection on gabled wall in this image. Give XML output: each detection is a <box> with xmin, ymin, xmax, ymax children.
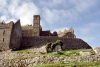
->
<box><xmin>10</xmin><ymin>20</ymin><xmax>22</xmax><ymax>50</ymax></box>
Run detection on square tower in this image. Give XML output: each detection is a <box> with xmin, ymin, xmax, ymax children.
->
<box><xmin>33</xmin><ymin>15</ymin><xmax>41</xmax><ymax>36</ymax></box>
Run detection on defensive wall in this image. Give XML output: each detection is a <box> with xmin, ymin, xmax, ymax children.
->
<box><xmin>21</xmin><ymin>36</ymin><xmax>91</xmax><ymax>50</ymax></box>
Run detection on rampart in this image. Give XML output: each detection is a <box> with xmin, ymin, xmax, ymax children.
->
<box><xmin>21</xmin><ymin>36</ymin><xmax>91</xmax><ymax>50</ymax></box>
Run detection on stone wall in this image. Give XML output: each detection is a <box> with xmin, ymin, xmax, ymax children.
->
<box><xmin>10</xmin><ymin>20</ymin><xmax>22</xmax><ymax>50</ymax></box>
<box><xmin>57</xmin><ymin>27</ymin><xmax>76</xmax><ymax>38</ymax></box>
<box><xmin>22</xmin><ymin>25</ymin><xmax>33</xmax><ymax>36</ymax></box>
<box><xmin>0</xmin><ymin>55</ymin><xmax>100</xmax><ymax>67</ymax></box>
<box><xmin>21</xmin><ymin>36</ymin><xmax>91</xmax><ymax>50</ymax></box>
<box><xmin>21</xmin><ymin>15</ymin><xmax>75</xmax><ymax>38</ymax></box>
<box><xmin>0</xmin><ymin>22</ymin><xmax>14</xmax><ymax>51</ymax></box>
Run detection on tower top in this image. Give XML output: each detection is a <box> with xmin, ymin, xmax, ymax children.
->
<box><xmin>34</xmin><ymin>15</ymin><xmax>41</xmax><ymax>20</ymax></box>
<box><xmin>34</xmin><ymin>15</ymin><xmax>40</xmax><ymax>18</ymax></box>
<box><xmin>34</xmin><ymin>15</ymin><xmax>40</xmax><ymax>17</ymax></box>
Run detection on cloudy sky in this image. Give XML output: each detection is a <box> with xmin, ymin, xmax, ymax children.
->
<box><xmin>0</xmin><ymin>0</ymin><xmax>100</xmax><ymax>48</ymax></box>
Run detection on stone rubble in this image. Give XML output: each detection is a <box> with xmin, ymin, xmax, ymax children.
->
<box><xmin>79</xmin><ymin>51</ymin><xmax>92</xmax><ymax>56</ymax></box>
<box><xmin>0</xmin><ymin>54</ymin><xmax>100</xmax><ymax>67</ymax></box>
<box><xmin>93</xmin><ymin>47</ymin><xmax>100</xmax><ymax>55</ymax></box>
<box><xmin>0</xmin><ymin>48</ymin><xmax>100</xmax><ymax>67</ymax></box>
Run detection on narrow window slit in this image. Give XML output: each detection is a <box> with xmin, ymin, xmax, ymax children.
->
<box><xmin>3</xmin><ymin>38</ymin><xmax>4</xmax><ymax>42</ymax></box>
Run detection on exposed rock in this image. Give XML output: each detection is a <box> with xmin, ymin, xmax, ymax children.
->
<box><xmin>38</xmin><ymin>46</ymin><xmax>47</xmax><ymax>54</ymax></box>
<box><xmin>0</xmin><ymin>55</ymin><xmax>100</xmax><ymax>67</ymax></box>
<box><xmin>79</xmin><ymin>51</ymin><xmax>92</xmax><ymax>56</ymax></box>
<box><xmin>55</xmin><ymin>45</ymin><xmax>62</xmax><ymax>52</ymax></box>
<box><xmin>93</xmin><ymin>47</ymin><xmax>100</xmax><ymax>55</ymax></box>
<box><xmin>1</xmin><ymin>48</ymin><xmax>100</xmax><ymax>67</ymax></box>
<box><xmin>47</xmin><ymin>48</ymin><xmax>52</xmax><ymax>52</ymax></box>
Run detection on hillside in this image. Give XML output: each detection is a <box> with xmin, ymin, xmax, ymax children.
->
<box><xmin>0</xmin><ymin>48</ymin><xmax>100</xmax><ymax>67</ymax></box>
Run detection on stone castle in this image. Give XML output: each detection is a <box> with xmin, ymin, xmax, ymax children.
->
<box><xmin>0</xmin><ymin>15</ymin><xmax>91</xmax><ymax>51</ymax></box>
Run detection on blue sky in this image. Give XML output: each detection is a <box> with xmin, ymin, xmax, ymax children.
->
<box><xmin>0</xmin><ymin>0</ymin><xmax>100</xmax><ymax>48</ymax></box>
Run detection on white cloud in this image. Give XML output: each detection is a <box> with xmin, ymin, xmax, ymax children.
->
<box><xmin>0</xmin><ymin>0</ymin><xmax>98</xmax><ymax>26</ymax></box>
<box><xmin>14</xmin><ymin>2</ymin><xmax>39</xmax><ymax>25</ymax></box>
<box><xmin>0</xmin><ymin>0</ymin><xmax>40</xmax><ymax>25</ymax></box>
<box><xmin>40</xmin><ymin>0</ymin><xmax>97</xmax><ymax>26</ymax></box>
<box><xmin>0</xmin><ymin>16</ymin><xmax>7</xmax><ymax>21</ymax></box>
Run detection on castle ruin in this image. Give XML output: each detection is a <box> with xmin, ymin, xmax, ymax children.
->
<box><xmin>0</xmin><ymin>20</ymin><xmax>22</xmax><ymax>51</ymax></box>
<box><xmin>0</xmin><ymin>15</ymin><xmax>91</xmax><ymax>51</ymax></box>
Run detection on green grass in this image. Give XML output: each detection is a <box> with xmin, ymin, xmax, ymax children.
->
<box><xmin>91</xmin><ymin>64</ymin><xmax>100</xmax><ymax>67</ymax></box>
<box><xmin>2</xmin><ymin>49</ymin><xmax>95</xmax><ymax>61</ymax></box>
<box><xmin>41</xmin><ymin>49</ymin><xmax>95</xmax><ymax>57</ymax></box>
<box><xmin>11</xmin><ymin>49</ymin><xmax>30</xmax><ymax>53</ymax></box>
<box><xmin>32</xmin><ymin>61</ymin><xmax>100</xmax><ymax>67</ymax></box>
<box><xmin>11</xmin><ymin>48</ymin><xmax>95</xmax><ymax>57</ymax></box>
<box><xmin>0</xmin><ymin>48</ymin><xmax>98</xmax><ymax>67</ymax></box>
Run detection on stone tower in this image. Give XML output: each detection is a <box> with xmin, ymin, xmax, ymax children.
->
<box><xmin>33</xmin><ymin>15</ymin><xmax>41</xmax><ymax>36</ymax></box>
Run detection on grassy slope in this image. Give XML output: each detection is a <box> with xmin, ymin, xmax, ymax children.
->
<box><xmin>32</xmin><ymin>49</ymin><xmax>97</xmax><ymax>67</ymax></box>
<box><xmin>1</xmin><ymin>49</ymin><xmax>98</xmax><ymax>67</ymax></box>
<box><xmin>33</xmin><ymin>62</ymin><xmax>100</xmax><ymax>67</ymax></box>
<box><xmin>41</xmin><ymin>49</ymin><xmax>95</xmax><ymax>57</ymax></box>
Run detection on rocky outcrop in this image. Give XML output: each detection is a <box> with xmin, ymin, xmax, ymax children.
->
<box><xmin>93</xmin><ymin>47</ymin><xmax>100</xmax><ymax>55</ymax></box>
<box><xmin>79</xmin><ymin>51</ymin><xmax>92</xmax><ymax>56</ymax></box>
<box><xmin>36</xmin><ymin>46</ymin><xmax>47</xmax><ymax>53</ymax></box>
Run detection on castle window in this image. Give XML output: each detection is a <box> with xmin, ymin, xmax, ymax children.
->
<box><xmin>3</xmin><ymin>30</ymin><xmax>5</xmax><ymax>35</ymax></box>
<box><xmin>3</xmin><ymin>38</ymin><xmax>4</xmax><ymax>42</ymax></box>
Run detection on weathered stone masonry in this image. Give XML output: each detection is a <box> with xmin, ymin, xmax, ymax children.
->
<box><xmin>0</xmin><ymin>21</ymin><xmax>13</xmax><ymax>50</ymax></box>
<box><xmin>10</xmin><ymin>20</ymin><xmax>22</xmax><ymax>50</ymax></box>
<box><xmin>21</xmin><ymin>36</ymin><xmax>91</xmax><ymax>50</ymax></box>
<box><xmin>0</xmin><ymin>20</ymin><xmax>22</xmax><ymax>51</ymax></box>
<box><xmin>21</xmin><ymin>15</ymin><xmax>91</xmax><ymax>50</ymax></box>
